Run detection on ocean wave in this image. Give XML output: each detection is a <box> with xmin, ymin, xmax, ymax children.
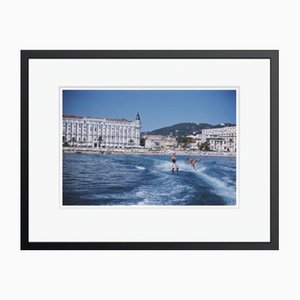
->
<box><xmin>64</xmin><ymin>154</ymin><xmax>236</xmax><ymax>205</ymax></box>
<box><xmin>217</xmin><ymin>165</ymin><xmax>236</xmax><ymax>172</ymax></box>
<box><xmin>152</xmin><ymin>159</ymin><xmax>235</xmax><ymax>204</ymax></box>
<box><xmin>135</xmin><ymin>182</ymin><xmax>195</xmax><ymax>205</ymax></box>
<box><xmin>195</xmin><ymin>172</ymin><xmax>236</xmax><ymax>204</ymax></box>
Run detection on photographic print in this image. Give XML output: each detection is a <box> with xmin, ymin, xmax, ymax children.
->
<box><xmin>62</xmin><ymin>89</ymin><xmax>237</xmax><ymax>206</ymax></box>
<box><xmin>21</xmin><ymin>50</ymin><xmax>278</xmax><ymax>250</ymax></box>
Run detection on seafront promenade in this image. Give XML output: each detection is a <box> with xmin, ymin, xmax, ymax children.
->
<box><xmin>63</xmin><ymin>147</ymin><xmax>236</xmax><ymax>157</ymax></box>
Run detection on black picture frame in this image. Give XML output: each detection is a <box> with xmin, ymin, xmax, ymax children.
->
<box><xmin>21</xmin><ymin>50</ymin><xmax>279</xmax><ymax>250</ymax></box>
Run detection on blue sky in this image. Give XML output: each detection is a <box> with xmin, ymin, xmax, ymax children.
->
<box><xmin>63</xmin><ymin>89</ymin><xmax>236</xmax><ymax>131</ymax></box>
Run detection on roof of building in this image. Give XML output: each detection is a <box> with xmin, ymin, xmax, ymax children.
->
<box><xmin>63</xmin><ymin>114</ymin><xmax>83</xmax><ymax>119</ymax></box>
<box><xmin>63</xmin><ymin>114</ymin><xmax>132</xmax><ymax>122</ymax></box>
<box><xmin>202</xmin><ymin>126</ymin><xmax>236</xmax><ymax>131</ymax></box>
<box><xmin>106</xmin><ymin>118</ymin><xmax>132</xmax><ymax>122</ymax></box>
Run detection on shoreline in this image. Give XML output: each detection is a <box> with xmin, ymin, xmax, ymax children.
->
<box><xmin>63</xmin><ymin>147</ymin><xmax>236</xmax><ymax>157</ymax></box>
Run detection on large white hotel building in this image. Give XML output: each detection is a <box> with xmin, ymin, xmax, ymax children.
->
<box><xmin>202</xmin><ymin>126</ymin><xmax>237</xmax><ymax>152</ymax></box>
<box><xmin>63</xmin><ymin>113</ymin><xmax>141</xmax><ymax>148</ymax></box>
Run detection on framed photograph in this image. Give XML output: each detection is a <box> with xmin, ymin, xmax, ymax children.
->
<box><xmin>21</xmin><ymin>50</ymin><xmax>279</xmax><ymax>250</ymax></box>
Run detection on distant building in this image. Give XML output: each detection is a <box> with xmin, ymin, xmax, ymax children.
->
<box><xmin>144</xmin><ymin>135</ymin><xmax>163</xmax><ymax>149</ymax></box>
<box><xmin>63</xmin><ymin>113</ymin><xmax>141</xmax><ymax>148</ymax></box>
<box><xmin>186</xmin><ymin>135</ymin><xmax>202</xmax><ymax>149</ymax></box>
<box><xmin>161</xmin><ymin>136</ymin><xmax>178</xmax><ymax>148</ymax></box>
<box><xmin>194</xmin><ymin>134</ymin><xmax>207</xmax><ymax>144</ymax></box>
<box><xmin>202</xmin><ymin>126</ymin><xmax>237</xmax><ymax>152</ymax></box>
<box><xmin>144</xmin><ymin>135</ymin><xmax>177</xmax><ymax>149</ymax></box>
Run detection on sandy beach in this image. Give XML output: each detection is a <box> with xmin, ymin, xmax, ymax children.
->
<box><xmin>63</xmin><ymin>147</ymin><xmax>236</xmax><ymax>157</ymax></box>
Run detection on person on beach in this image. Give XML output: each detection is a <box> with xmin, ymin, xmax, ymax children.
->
<box><xmin>171</xmin><ymin>152</ymin><xmax>179</xmax><ymax>172</ymax></box>
<box><xmin>188</xmin><ymin>157</ymin><xmax>197</xmax><ymax>170</ymax></box>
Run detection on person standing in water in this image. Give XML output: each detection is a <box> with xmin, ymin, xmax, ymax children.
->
<box><xmin>171</xmin><ymin>152</ymin><xmax>179</xmax><ymax>172</ymax></box>
<box><xmin>188</xmin><ymin>157</ymin><xmax>197</xmax><ymax>170</ymax></box>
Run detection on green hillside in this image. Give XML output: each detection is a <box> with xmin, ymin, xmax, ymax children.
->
<box><xmin>144</xmin><ymin>122</ymin><xmax>235</xmax><ymax>136</ymax></box>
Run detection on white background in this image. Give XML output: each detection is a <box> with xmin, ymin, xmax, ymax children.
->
<box><xmin>28</xmin><ymin>60</ymin><xmax>270</xmax><ymax>242</ymax></box>
<box><xmin>0</xmin><ymin>0</ymin><xmax>298</xmax><ymax>299</ymax></box>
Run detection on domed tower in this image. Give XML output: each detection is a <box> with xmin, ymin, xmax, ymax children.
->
<box><xmin>134</xmin><ymin>113</ymin><xmax>141</xmax><ymax>147</ymax></box>
<box><xmin>135</xmin><ymin>112</ymin><xmax>141</xmax><ymax>128</ymax></box>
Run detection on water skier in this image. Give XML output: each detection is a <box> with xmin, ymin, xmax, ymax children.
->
<box><xmin>188</xmin><ymin>157</ymin><xmax>197</xmax><ymax>170</ymax></box>
<box><xmin>171</xmin><ymin>152</ymin><xmax>179</xmax><ymax>172</ymax></box>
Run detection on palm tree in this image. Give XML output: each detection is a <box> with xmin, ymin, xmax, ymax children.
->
<box><xmin>72</xmin><ymin>137</ymin><xmax>76</xmax><ymax>147</ymax></box>
<box><xmin>140</xmin><ymin>137</ymin><xmax>145</xmax><ymax>147</ymax></box>
<box><xmin>62</xmin><ymin>136</ymin><xmax>69</xmax><ymax>147</ymax></box>
<box><xmin>228</xmin><ymin>138</ymin><xmax>233</xmax><ymax>152</ymax></box>
<box><xmin>200</xmin><ymin>141</ymin><xmax>210</xmax><ymax>151</ymax></box>
<box><xmin>128</xmin><ymin>139</ymin><xmax>134</xmax><ymax>148</ymax></box>
<box><xmin>98</xmin><ymin>136</ymin><xmax>103</xmax><ymax>148</ymax></box>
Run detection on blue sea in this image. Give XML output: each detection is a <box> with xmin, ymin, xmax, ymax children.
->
<box><xmin>63</xmin><ymin>153</ymin><xmax>236</xmax><ymax>206</ymax></box>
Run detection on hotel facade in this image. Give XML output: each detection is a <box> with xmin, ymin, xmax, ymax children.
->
<box><xmin>202</xmin><ymin>126</ymin><xmax>237</xmax><ymax>152</ymax></box>
<box><xmin>63</xmin><ymin>113</ymin><xmax>141</xmax><ymax>148</ymax></box>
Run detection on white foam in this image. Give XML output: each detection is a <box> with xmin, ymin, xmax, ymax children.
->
<box><xmin>135</xmin><ymin>165</ymin><xmax>146</xmax><ymax>170</ymax></box>
<box><xmin>218</xmin><ymin>165</ymin><xmax>235</xmax><ymax>172</ymax></box>
<box><xmin>134</xmin><ymin>170</ymin><xmax>196</xmax><ymax>205</ymax></box>
<box><xmin>154</xmin><ymin>159</ymin><xmax>203</xmax><ymax>173</ymax></box>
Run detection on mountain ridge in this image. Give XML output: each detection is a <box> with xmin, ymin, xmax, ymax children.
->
<box><xmin>143</xmin><ymin>122</ymin><xmax>236</xmax><ymax>136</ymax></box>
